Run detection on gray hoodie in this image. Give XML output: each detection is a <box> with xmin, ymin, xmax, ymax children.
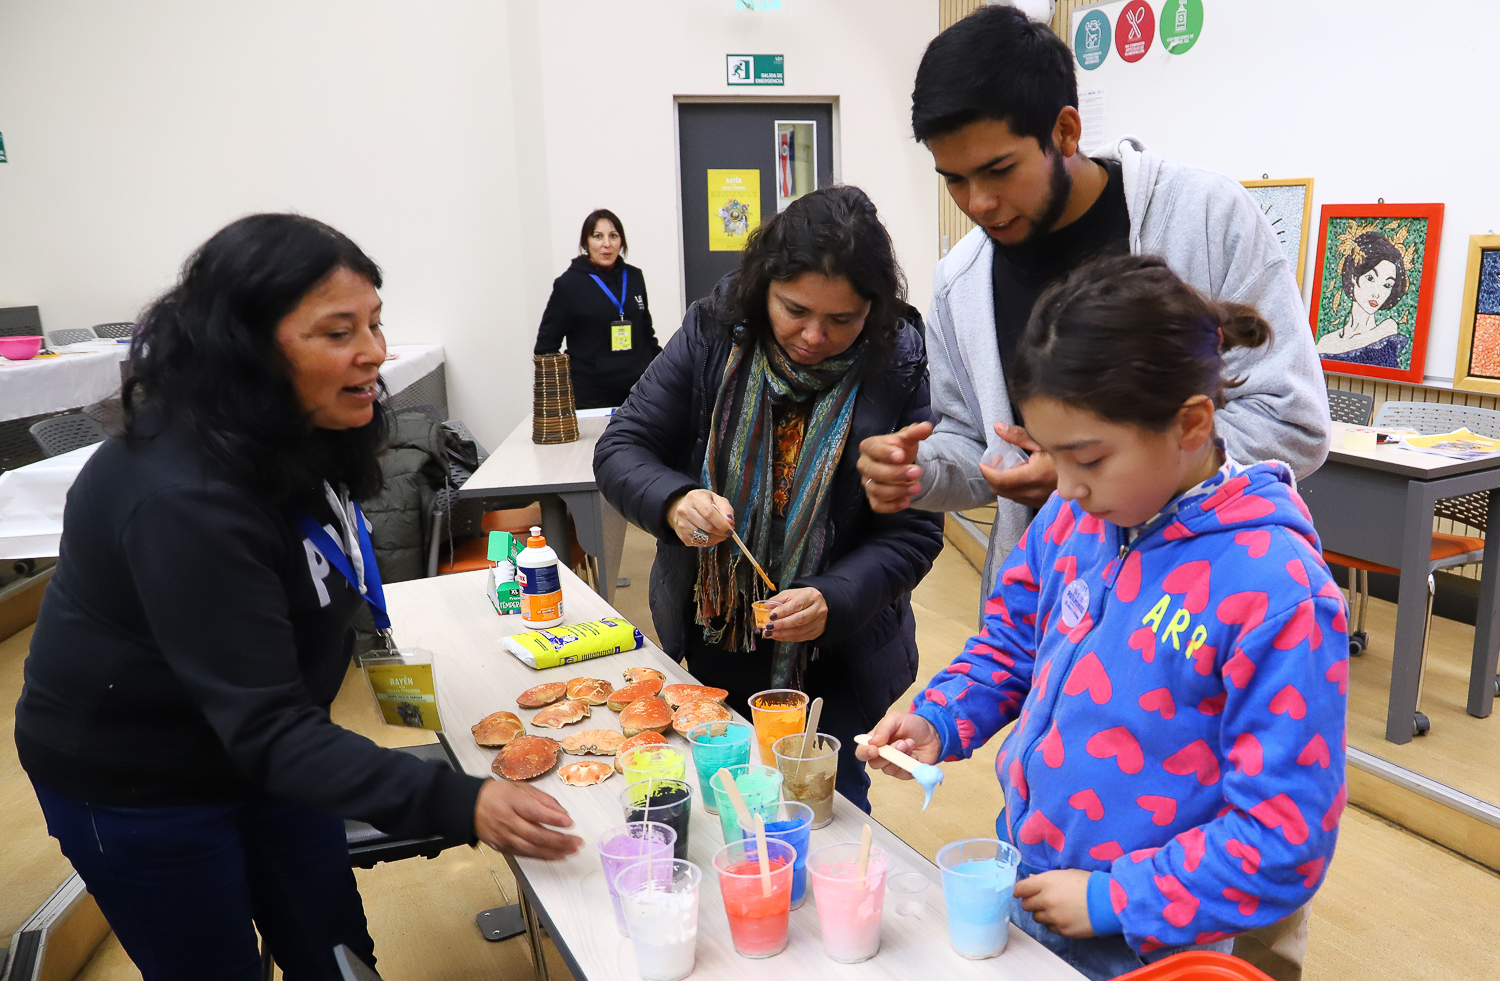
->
<box><xmin>915</xmin><ymin>137</ymin><xmax>1331</xmax><ymax>602</ymax></box>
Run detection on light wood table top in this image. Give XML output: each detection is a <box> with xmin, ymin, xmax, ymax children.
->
<box><xmin>382</xmin><ymin>567</ymin><xmax>1084</xmax><ymax>981</ymax></box>
<box><xmin>1327</xmin><ymin>420</ymin><xmax>1500</xmax><ymax>479</ymax></box>
<box><xmin>459</xmin><ymin>414</ymin><xmax>609</xmax><ymax>498</ymax></box>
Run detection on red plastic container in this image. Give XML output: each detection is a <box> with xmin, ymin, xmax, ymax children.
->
<box><xmin>1115</xmin><ymin>952</ymin><xmax>1274</xmax><ymax>981</ymax></box>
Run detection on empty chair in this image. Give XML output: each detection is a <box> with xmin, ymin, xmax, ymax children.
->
<box><xmin>44</xmin><ymin>326</ymin><xmax>98</xmax><ymax>348</ymax></box>
<box><xmin>90</xmin><ymin>321</ymin><xmax>137</xmax><ymax>339</ymax></box>
<box><xmin>1326</xmin><ymin>388</ymin><xmax>1374</xmax><ymax>426</ymax></box>
<box><xmin>29</xmin><ymin>413</ymin><xmax>106</xmax><ymax>458</ymax></box>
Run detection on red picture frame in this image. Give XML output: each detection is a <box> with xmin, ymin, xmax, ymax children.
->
<box><xmin>1308</xmin><ymin>202</ymin><xmax>1444</xmax><ymax>384</ymax></box>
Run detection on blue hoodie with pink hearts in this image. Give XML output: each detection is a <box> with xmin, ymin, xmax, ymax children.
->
<box><xmin>914</xmin><ymin>458</ymin><xmax>1348</xmax><ymax>953</ymax></box>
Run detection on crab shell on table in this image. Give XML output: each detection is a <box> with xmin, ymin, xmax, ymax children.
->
<box><xmin>516</xmin><ymin>681</ymin><xmax>568</xmax><ymax>709</ymax></box>
<box><xmin>613</xmin><ymin>732</ymin><xmax>668</xmax><ymax>772</ymax></box>
<box><xmin>622</xmin><ymin>666</ymin><xmax>667</xmax><ymax>685</ymax></box>
<box><xmin>493</xmin><ymin>734</ymin><xmax>561</xmax><ymax>781</ymax></box>
<box><xmin>661</xmin><ymin>684</ymin><xmax>729</xmax><ymax>710</ymax></box>
<box><xmin>617</xmin><ymin>696</ymin><xmax>673</xmax><ymax>737</ymax></box>
<box><xmin>560</xmin><ymin>729</ymin><xmax>626</xmax><ymax>756</ymax></box>
<box><xmin>671</xmin><ymin>699</ymin><xmax>734</xmax><ymax>736</ymax></box>
<box><xmin>471</xmin><ymin>711</ymin><xmax>526</xmax><ymax>748</ymax></box>
<box><xmin>532</xmin><ymin>698</ymin><xmax>592</xmax><ymax>728</ymax></box>
<box><xmin>565</xmin><ymin>677</ymin><xmax>614</xmax><ymax>705</ymax></box>
<box><xmin>558</xmin><ymin>760</ymin><xmax>616</xmax><ymax>786</ymax></box>
<box><xmin>606</xmin><ymin>678</ymin><xmax>664</xmax><ymax>711</ymax></box>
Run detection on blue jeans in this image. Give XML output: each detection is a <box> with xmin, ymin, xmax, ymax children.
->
<box><xmin>32</xmin><ymin>781</ymin><xmax>375</xmax><ymax>981</ymax></box>
<box><xmin>1012</xmin><ymin>897</ymin><xmax>1234</xmax><ymax>981</ymax></box>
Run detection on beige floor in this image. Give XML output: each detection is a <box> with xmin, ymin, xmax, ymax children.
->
<box><xmin>5</xmin><ymin>526</ymin><xmax>1496</xmax><ymax>980</ymax></box>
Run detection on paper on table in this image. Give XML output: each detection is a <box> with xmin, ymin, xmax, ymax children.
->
<box><xmin>1399</xmin><ymin>428</ymin><xmax>1500</xmax><ymax>462</ymax></box>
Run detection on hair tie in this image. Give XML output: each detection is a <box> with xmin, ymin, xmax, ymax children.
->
<box><xmin>1217</xmin><ymin>326</ymin><xmax>1225</xmax><ymax>348</ymax></box>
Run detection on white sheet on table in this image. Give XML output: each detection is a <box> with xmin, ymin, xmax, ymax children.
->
<box><xmin>380</xmin><ymin>344</ymin><xmax>444</xmax><ymax>396</ymax></box>
<box><xmin>0</xmin><ymin>443</ymin><xmax>101</xmax><ymax>560</ymax></box>
<box><xmin>0</xmin><ymin>348</ymin><xmax>130</xmax><ymax>422</ymax></box>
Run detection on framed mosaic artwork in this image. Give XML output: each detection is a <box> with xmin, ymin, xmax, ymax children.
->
<box><xmin>1242</xmin><ymin>177</ymin><xmax>1314</xmax><ymax>286</ymax></box>
<box><xmin>1309</xmin><ymin>202</ymin><xmax>1445</xmax><ymax>384</ymax></box>
<box><xmin>1452</xmin><ymin>235</ymin><xmax>1500</xmax><ymax>395</ymax></box>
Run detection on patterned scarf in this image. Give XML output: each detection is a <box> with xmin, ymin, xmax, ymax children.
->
<box><xmin>695</xmin><ymin>336</ymin><xmax>865</xmax><ymax>688</ymax></box>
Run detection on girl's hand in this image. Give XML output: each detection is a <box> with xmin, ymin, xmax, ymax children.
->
<box><xmin>473</xmin><ymin>779</ymin><xmax>583</xmax><ymax>860</ymax></box>
<box><xmin>761</xmin><ymin>587</ymin><xmax>827</xmax><ymax>643</ymax></box>
<box><xmin>1014</xmin><ymin>870</ymin><xmax>1095</xmax><ymax>938</ymax></box>
<box><xmin>666</xmin><ymin>489</ymin><xmax>734</xmax><ymax>548</ymax></box>
<box><xmin>855</xmin><ymin>712</ymin><xmax>940</xmax><ymax>780</ymax></box>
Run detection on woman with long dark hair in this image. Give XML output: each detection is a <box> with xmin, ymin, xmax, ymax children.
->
<box><xmin>594</xmin><ymin>186</ymin><xmax>945</xmax><ymax>810</ymax></box>
<box><xmin>14</xmin><ymin>214</ymin><xmax>580</xmax><ymax>980</ymax></box>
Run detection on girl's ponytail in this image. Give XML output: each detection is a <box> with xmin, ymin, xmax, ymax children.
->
<box><xmin>1215</xmin><ymin>301</ymin><xmax>1273</xmax><ymax>353</ymax></box>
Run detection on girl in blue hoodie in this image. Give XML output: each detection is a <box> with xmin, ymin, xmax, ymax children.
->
<box><xmin>858</xmin><ymin>254</ymin><xmax>1348</xmax><ymax>980</ymax></box>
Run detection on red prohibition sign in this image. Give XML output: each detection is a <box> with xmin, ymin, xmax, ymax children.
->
<box><xmin>1116</xmin><ymin>0</ymin><xmax>1155</xmax><ymax>62</ymax></box>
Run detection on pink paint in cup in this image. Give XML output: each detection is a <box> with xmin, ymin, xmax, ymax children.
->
<box><xmin>808</xmin><ymin>841</ymin><xmax>888</xmax><ymax>963</ymax></box>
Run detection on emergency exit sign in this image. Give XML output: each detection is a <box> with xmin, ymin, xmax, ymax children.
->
<box><xmin>726</xmin><ymin>54</ymin><xmax>784</xmax><ymax>86</ymax></box>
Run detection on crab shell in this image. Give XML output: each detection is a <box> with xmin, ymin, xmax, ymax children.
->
<box><xmin>617</xmin><ymin>696</ymin><xmax>673</xmax><ymax>736</ymax></box>
<box><xmin>558</xmin><ymin>761</ymin><xmax>616</xmax><ymax>787</ymax></box>
<box><xmin>671</xmin><ymin>699</ymin><xmax>734</xmax><ymax>736</ymax></box>
<box><xmin>493</xmin><ymin>734</ymin><xmax>561</xmax><ymax>781</ymax></box>
<box><xmin>560</xmin><ymin>728</ymin><xmax>626</xmax><ymax>756</ymax></box>
<box><xmin>613</xmin><ymin>732</ymin><xmax>669</xmax><ymax>772</ymax></box>
<box><xmin>532</xmin><ymin>698</ymin><xmax>591</xmax><ymax>728</ymax></box>
<box><xmin>471</xmin><ymin>711</ymin><xmax>526</xmax><ymax>748</ymax></box>
<box><xmin>565</xmin><ymin>677</ymin><xmax>614</xmax><ymax>705</ymax></box>
<box><xmin>606</xmin><ymin>678</ymin><xmax>664</xmax><ymax>711</ymax></box>
<box><xmin>516</xmin><ymin>681</ymin><xmax>568</xmax><ymax>709</ymax></box>
<box><xmin>661</xmin><ymin>684</ymin><xmax>729</xmax><ymax>710</ymax></box>
<box><xmin>622</xmin><ymin>666</ymin><xmax>667</xmax><ymax>685</ymax></box>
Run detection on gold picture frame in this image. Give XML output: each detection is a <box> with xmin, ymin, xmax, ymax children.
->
<box><xmin>1242</xmin><ymin>177</ymin><xmax>1315</xmax><ymax>286</ymax></box>
<box><xmin>1453</xmin><ymin>234</ymin><xmax>1500</xmax><ymax>394</ymax></box>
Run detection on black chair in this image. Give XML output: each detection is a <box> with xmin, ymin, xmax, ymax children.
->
<box><xmin>90</xmin><ymin>321</ymin><xmax>136</xmax><ymax>339</ymax></box>
<box><xmin>44</xmin><ymin>326</ymin><xmax>97</xmax><ymax>348</ymax></box>
<box><xmin>1327</xmin><ymin>388</ymin><xmax>1375</xmax><ymax>426</ymax></box>
<box><xmin>28</xmin><ymin>413</ymin><xmax>105</xmax><ymax>457</ymax></box>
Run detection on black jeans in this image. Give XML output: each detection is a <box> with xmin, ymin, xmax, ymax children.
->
<box><xmin>32</xmin><ymin>780</ymin><xmax>375</xmax><ymax>981</ymax></box>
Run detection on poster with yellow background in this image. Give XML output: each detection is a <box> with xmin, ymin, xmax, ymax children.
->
<box><xmin>707</xmin><ymin>169</ymin><xmax>760</xmax><ymax>251</ymax></box>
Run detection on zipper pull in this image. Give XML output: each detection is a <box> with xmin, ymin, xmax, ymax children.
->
<box><xmin>1118</xmin><ymin>542</ymin><xmax>1128</xmax><ymax>561</ymax></box>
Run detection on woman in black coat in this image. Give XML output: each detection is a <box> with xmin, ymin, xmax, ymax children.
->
<box><xmin>535</xmin><ymin>209</ymin><xmax>661</xmax><ymax>409</ymax></box>
<box><xmin>594</xmin><ymin>186</ymin><xmax>944</xmax><ymax>811</ymax></box>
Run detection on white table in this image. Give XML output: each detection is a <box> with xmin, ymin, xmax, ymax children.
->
<box><xmin>381</xmin><ymin>567</ymin><xmax>1083</xmax><ymax>981</ymax></box>
<box><xmin>458</xmin><ymin>413</ymin><xmax>627</xmax><ymax>602</ymax></box>
<box><xmin>0</xmin><ymin>342</ymin><xmax>130</xmax><ymax>422</ymax></box>
<box><xmin>380</xmin><ymin>344</ymin><xmax>445</xmax><ymax>397</ymax></box>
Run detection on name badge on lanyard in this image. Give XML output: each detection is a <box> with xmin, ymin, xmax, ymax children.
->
<box><xmin>298</xmin><ymin>484</ymin><xmax>390</xmax><ymax>633</ymax></box>
<box><xmin>590</xmin><ymin>268</ymin><xmax>633</xmax><ymax>352</ymax></box>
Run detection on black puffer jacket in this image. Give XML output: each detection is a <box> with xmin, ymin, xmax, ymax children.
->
<box><xmin>594</xmin><ymin>297</ymin><xmax>945</xmax><ymax>686</ymax></box>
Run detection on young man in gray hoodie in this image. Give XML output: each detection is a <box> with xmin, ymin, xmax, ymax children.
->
<box><xmin>856</xmin><ymin>7</ymin><xmax>1329</xmax><ymax>980</ymax></box>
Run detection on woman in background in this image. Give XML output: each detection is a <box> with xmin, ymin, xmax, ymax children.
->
<box><xmin>535</xmin><ymin>209</ymin><xmax>660</xmax><ymax>408</ymax></box>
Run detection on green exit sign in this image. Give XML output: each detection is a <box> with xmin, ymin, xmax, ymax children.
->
<box><xmin>726</xmin><ymin>54</ymin><xmax>784</xmax><ymax>86</ymax></box>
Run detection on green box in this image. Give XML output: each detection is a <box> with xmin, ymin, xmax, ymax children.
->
<box><xmin>486</xmin><ymin>531</ymin><xmax>523</xmax><ymax>615</ymax></box>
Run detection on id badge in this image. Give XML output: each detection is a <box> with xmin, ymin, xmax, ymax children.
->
<box><xmin>610</xmin><ymin>319</ymin><xmax>633</xmax><ymax>352</ymax></box>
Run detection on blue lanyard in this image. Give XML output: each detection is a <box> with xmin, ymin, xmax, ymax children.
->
<box><xmin>589</xmin><ymin>267</ymin><xmax>628</xmax><ymax>319</ymax></box>
<box><xmin>298</xmin><ymin>503</ymin><xmax>390</xmax><ymax>630</ymax></box>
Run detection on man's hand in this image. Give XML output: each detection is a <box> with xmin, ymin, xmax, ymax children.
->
<box><xmin>853</xmin><ymin>712</ymin><xmax>941</xmax><ymax>780</ymax></box>
<box><xmin>1014</xmin><ymin>870</ymin><xmax>1095</xmax><ymax>938</ymax></box>
<box><xmin>857</xmin><ymin>421</ymin><xmax>933</xmax><ymax>513</ymax></box>
<box><xmin>760</xmin><ymin>587</ymin><xmax>827</xmax><ymax>643</ymax></box>
<box><xmin>474</xmin><ymin>779</ymin><xmax>583</xmax><ymax>860</ymax></box>
<box><xmin>978</xmin><ymin>423</ymin><xmax>1056</xmax><ymax>509</ymax></box>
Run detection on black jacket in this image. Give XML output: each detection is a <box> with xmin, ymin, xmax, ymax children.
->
<box><xmin>14</xmin><ymin>417</ymin><xmax>484</xmax><ymax>840</ymax></box>
<box><xmin>535</xmin><ymin>256</ymin><xmax>660</xmax><ymax>409</ymax></box>
<box><xmin>593</xmin><ymin>297</ymin><xmax>945</xmax><ymax>675</ymax></box>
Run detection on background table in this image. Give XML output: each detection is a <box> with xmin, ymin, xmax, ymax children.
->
<box><xmin>1300</xmin><ymin>422</ymin><xmax>1500</xmax><ymax>739</ymax></box>
<box><xmin>0</xmin><ymin>342</ymin><xmax>130</xmax><ymax>422</ymax></box>
<box><xmin>381</xmin><ymin>566</ymin><xmax>1083</xmax><ymax>981</ymax></box>
<box><xmin>458</xmin><ymin>413</ymin><xmax>627</xmax><ymax>602</ymax></box>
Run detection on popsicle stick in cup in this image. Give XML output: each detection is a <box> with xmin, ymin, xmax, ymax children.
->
<box><xmin>857</xmin><ymin>823</ymin><xmax>873</xmax><ymax>878</ymax></box>
<box><xmin>754</xmin><ymin>813</ymin><xmax>773</xmax><ymax>897</ymax></box>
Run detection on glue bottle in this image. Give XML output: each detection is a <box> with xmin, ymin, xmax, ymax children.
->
<box><xmin>517</xmin><ymin>526</ymin><xmax>564</xmax><ymax>627</ymax></box>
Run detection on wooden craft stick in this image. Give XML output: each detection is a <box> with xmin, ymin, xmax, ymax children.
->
<box><xmin>857</xmin><ymin>823</ymin><xmax>873</xmax><ymax>878</ymax></box>
<box><xmin>754</xmin><ymin>813</ymin><xmax>773</xmax><ymax>897</ymax></box>
<box><xmin>716</xmin><ymin>767</ymin><xmax>754</xmax><ymax>832</ymax></box>
<box><xmin>853</xmin><ymin>733</ymin><xmax>923</xmax><ymax>774</ymax></box>
<box><xmin>802</xmin><ymin>697</ymin><xmax>824</xmax><ymax>755</ymax></box>
<box><xmin>727</xmin><ymin>527</ymin><xmax>777</xmax><ymax>592</ymax></box>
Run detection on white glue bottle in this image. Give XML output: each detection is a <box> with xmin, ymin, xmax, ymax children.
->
<box><xmin>516</xmin><ymin>526</ymin><xmax>564</xmax><ymax>627</ymax></box>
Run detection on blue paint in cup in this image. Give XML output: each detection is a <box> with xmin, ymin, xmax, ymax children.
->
<box><xmin>742</xmin><ymin>800</ymin><xmax>812</xmax><ymax>909</ymax></box>
<box><xmin>937</xmin><ymin>838</ymin><xmax>1019</xmax><ymax>959</ymax></box>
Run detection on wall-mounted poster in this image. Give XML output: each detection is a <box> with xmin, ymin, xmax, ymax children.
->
<box><xmin>1453</xmin><ymin>235</ymin><xmax>1500</xmax><ymax>394</ymax></box>
<box><xmin>707</xmin><ymin>169</ymin><xmax>761</xmax><ymax>251</ymax></box>
<box><xmin>1074</xmin><ymin>8</ymin><xmax>1111</xmax><ymax>71</ymax></box>
<box><xmin>1242</xmin><ymin>177</ymin><xmax>1314</xmax><ymax>286</ymax></box>
<box><xmin>1309</xmin><ymin>203</ymin><xmax>1444</xmax><ymax>384</ymax></box>
<box><xmin>775</xmin><ymin>121</ymin><xmax>816</xmax><ymax>213</ymax></box>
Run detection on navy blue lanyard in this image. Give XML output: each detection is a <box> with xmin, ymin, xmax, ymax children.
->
<box><xmin>589</xmin><ymin>268</ymin><xmax>628</xmax><ymax>319</ymax></box>
<box><xmin>297</xmin><ymin>504</ymin><xmax>390</xmax><ymax>630</ymax></box>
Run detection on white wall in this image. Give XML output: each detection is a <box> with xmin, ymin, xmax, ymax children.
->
<box><xmin>0</xmin><ymin>0</ymin><xmax>941</xmax><ymax>447</ymax></box>
<box><xmin>1070</xmin><ymin>0</ymin><xmax>1500</xmax><ymax>386</ymax></box>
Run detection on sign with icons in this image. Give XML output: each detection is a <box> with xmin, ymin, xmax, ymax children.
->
<box><xmin>726</xmin><ymin>53</ymin><xmax>785</xmax><ymax>86</ymax></box>
<box><xmin>1160</xmin><ymin>0</ymin><xmax>1204</xmax><ymax>55</ymax></box>
<box><xmin>1115</xmin><ymin>0</ymin><xmax>1155</xmax><ymax>62</ymax></box>
<box><xmin>1073</xmin><ymin>9</ymin><xmax>1112</xmax><ymax>71</ymax></box>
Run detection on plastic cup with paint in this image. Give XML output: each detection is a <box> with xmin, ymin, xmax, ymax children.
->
<box><xmin>936</xmin><ymin>838</ymin><xmax>1019</xmax><ymax>959</ymax></box>
<box><xmin>807</xmin><ymin>841</ymin><xmax>888</xmax><ymax>963</ymax></box>
<box><xmin>772</xmin><ymin>732</ymin><xmax>839</xmax><ymax>830</ymax></box>
<box><xmin>980</xmin><ymin>441</ymin><xmax>1029</xmax><ymax>472</ymax></box>
<box><xmin>687</xmin><ymin>720</ymin><xmax>754</xmax><ymax>815</ymax></box>
<box><xmin>708</xmin><ymin>764</ymin><xmax>783</xmax><ymax>842</ymax></box>
<box><xmin>712</xmin><ymin>837</ymin><xmax>796</xmax><ymax>958</ymax></box>
<box><xmin>621</xmin><ymin>778</ymin><xmax>693</xmax><ymax>861</ymax></box>
<box><xmin>620</xmin><ymin>744</ymin><xmax>688</xmax><ymax>784</ymax></box>
<box><xmin>597</xmin><ymin>821</ymin><xmax>677</xmax><ymax>936</ymax></box>
<box><xmin>616</xmin><ymin>857</ymin><xmax>702</xmax><ymax>981</ymax></box>
<box><xmin>741</xmin><ymin>800</ymin><xmax>812</xmax><ymax>909</ymax></box>
<box><xmin>747</xmin><ymin>689</ymin><xmax>808</xmax><ymax>765</ymax></box>
<box><xmin>887</xmin><ymin>872</ymin><xmax>930</xmax><ymax>917</ymax></box>
<box><xmin>752</xmin><ymin>601</ymin><xmax>774</xmax><ymax>632</ymax></box>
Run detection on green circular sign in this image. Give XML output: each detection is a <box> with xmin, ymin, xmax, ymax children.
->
<box><xmin>1159</xmin><ymin>0</ymin><xmax>1203</xmax><ymax>55</ymax></box>
<box><xmin>1074</xmin><ymin>9</ymin><xmax>1112</xmax><ymax>71</ymax></box>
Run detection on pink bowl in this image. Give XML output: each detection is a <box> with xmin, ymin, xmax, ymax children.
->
<box><xmin>0</xmin><ymin>335</ymin><xmax>43</xmax><ymax>361</ymax></box>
